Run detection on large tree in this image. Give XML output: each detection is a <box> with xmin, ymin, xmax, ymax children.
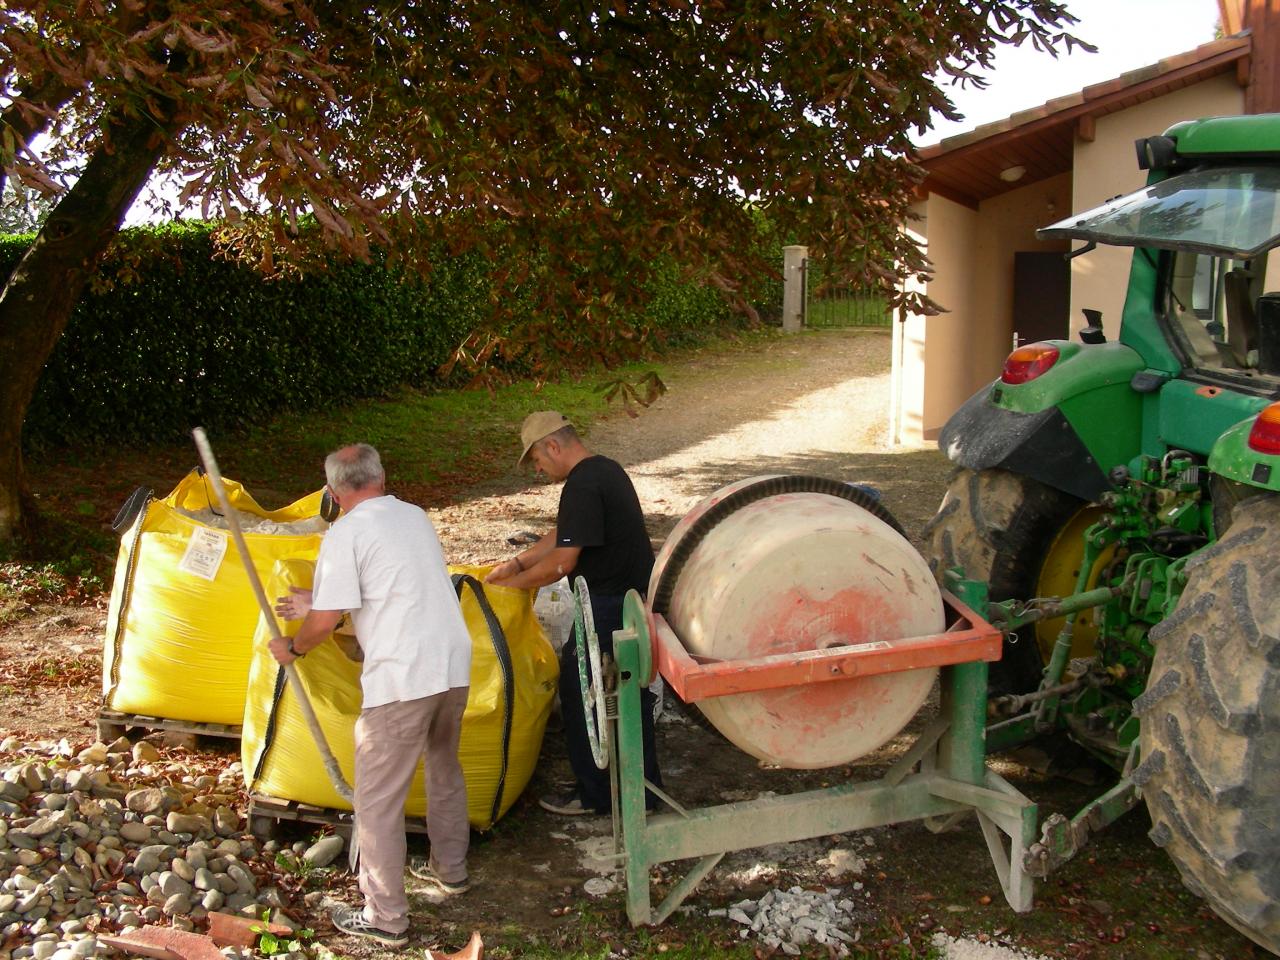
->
<box><xmin>0</xmin><ymin>1</ymin><xmax>1086</xmax><ymax>543</ymax></box>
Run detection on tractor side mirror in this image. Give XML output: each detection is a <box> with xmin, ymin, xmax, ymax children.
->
<box><xmin>1080</xmin><ymin>308</ymin><xmax>1106</xmax><ymax>344</ymax></box>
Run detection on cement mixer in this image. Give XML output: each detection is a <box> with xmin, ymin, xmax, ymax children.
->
<box><xmin>570</xmin><ymin>475</ymin><xmax>1037</xmax><ymax>926</ymax></box>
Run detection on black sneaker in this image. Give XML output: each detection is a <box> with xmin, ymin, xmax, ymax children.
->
<box><xmin>331</xmin><ymin>904</ymin><xmax>409</xmax><ymax>948</ymax></box>
<box><xmin>538</xmin><ymin>789</ymin><xmax>595</xmax><ymax>816</ymax></box>
<box><xmin>408</xmin><ymin>856</ymin><xmax>471</xmax><ymax>895</ymax></box>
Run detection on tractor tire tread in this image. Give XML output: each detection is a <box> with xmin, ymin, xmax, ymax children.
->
<box><xmin>1139</xmin><ymin>494</ymin><xmax>1280</xmax><ymax>954</ymax></box>
<box><xmin>922</xmin><ymin>467</ymin><xmax>1085</xmax><ymax>693</ymax></box>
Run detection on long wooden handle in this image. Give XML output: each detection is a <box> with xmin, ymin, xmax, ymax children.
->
<box><xmin>191</xmin><ymin>428</ymin><xmax>354</xmax><ymax>804</ymax></box>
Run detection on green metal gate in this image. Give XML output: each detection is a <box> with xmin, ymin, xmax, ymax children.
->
<box><xmin>803</xmin><ymin>258</ymin><xmax>892</xmax><ymax>328</ymax></box>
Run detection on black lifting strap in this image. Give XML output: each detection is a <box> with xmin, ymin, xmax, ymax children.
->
<box><xmin>452</xmin><ymin>573</ymin><xmax>516</xmax><ymax>828</ymax></box>
<box><xmin>249</xmin><ymin>663</ymin><xmax>291</xmax><ymax>788</ymax></box>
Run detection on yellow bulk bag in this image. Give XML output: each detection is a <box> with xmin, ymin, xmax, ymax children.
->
<box><xmin>102</xmin><ymin>470</ymin><xmax>326</xmax><ymax>725</ymax></box>
<box><xmin>241</xmin><ymin>560</ymin><xmax>559</xmax><ymax>830</ymax></box>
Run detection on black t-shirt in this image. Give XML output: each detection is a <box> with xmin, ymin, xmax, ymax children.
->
<box><xmin>556</xmin><ymin>456</ymin><xmax>654</xmax><ymax>596</ymax></box>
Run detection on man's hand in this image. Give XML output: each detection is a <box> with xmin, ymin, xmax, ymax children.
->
<box><xmin>275</xmin><ymin>586</ymin><xmax>313</xmax><ymax>621</ymax></box>
<box><xmin>268</xmin><ymin>634</ymin><xmax>298</xmax><ymax>665</ymax></box>
<box><xmin>484</xmin><ymin>559</ymin><xmax>522</xmax><ymax>585</ymax></box>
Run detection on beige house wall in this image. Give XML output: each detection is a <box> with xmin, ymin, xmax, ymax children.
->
<box><xmin>893</xmin><ymin>175</ymin><xmax>1071</xmax><ymax>444</ymax></box>
<box><xmin>895</xmin><ymin>72</ymin><xmax>1248</xmax><ymax>446</ymax></box>
<box><xmin>892</xmin><ymin>195</ymin><xmax>977</xmax><ymax>445</ymax></box>
<box><xmin>1068</xmin><ymin>76</ymin><xmax>1245</xmax><ymax>336</ymax></box>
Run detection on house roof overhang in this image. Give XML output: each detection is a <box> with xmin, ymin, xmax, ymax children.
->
<box><xmin>912</xmin><ymin>33</ymin><xmax>1253</xmax><ymax>210</ymax></box>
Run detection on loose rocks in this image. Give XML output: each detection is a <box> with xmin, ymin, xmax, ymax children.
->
<box><xmin>710</xmin><ymin>885</ymin><xmax>863</xmax><ymax>957</ymax></box>
<box><xmin>0</xmin><ymin>743</ymin><xmax>301</xmax><ymax>959</ymax></box>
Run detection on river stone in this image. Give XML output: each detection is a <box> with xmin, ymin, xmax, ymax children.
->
<box><xmin>193</xmin><ymin>868</ymin><xmax>217</xmax><ymax>891</ymax></box>
<box><xmin>215</xmin><ymin>874</ymin><xmax>238</xmax><ymax>895</ymax></box>
<box><xmin>119</xmin><ymin>822</ymin><xmax>150</xmax><ymax>844</ymax></box>
<box><xmin>118</xmin><ymin>909</ymin><xmax>141</xmax><ymax>927</ymax></box>
<box><xmin>17</xmin><ymin>890</ymin><xmax>43</xmax><ymax>913</ymax></box>
<box><xmin>126</xmin><ymin>787</ymin><xmax>181</xmax><ymax>816</ymax></box>
<box><xmin>16</xmin><ymin>849</ymin><xmax>44</xmax><ymax>867</ymax></box>
<box><xmin>0</xmin><ymin>781</ymin><xmax>30</xmax><ymax>803</ymax></box>
<box><xmin>201</xmin><ymin>888</ymin><xmax>224</xmax><ymax>911</ymax></box>
<box><xmin>31</xmin><ymin>942</ymin><xmax>58</xmax><ymax>960</ymax></box>
<box><xmin>21</xmin><ymin>765</ymin><xmax>46</xmax><ymax>791</ymax></box>
<box><xmin>302</xmin><ymin>835</ymin><xmax>345</xmax><ymax>868</ymax></box>
<box><xmin>226</xmin><ymin>863</ymin><xmax>256</xmax><ymax>895</ymax></box>
<box><xmin>159</xmin><ymin>872</ymin><xmax>192</xmax><ymax>898</ymax></box>
<box><xmin>186</xmin><ymin>849</ymin><xmax>208</xmax><ymax>870</ymax></box>
<box><xmin>170</xmin><ymin>857</ymin><xmax>195</xmax><ymax>882</ymax></box>
<box><xmin>0</xmin><ymin>894</ymin><xmax>14</xmax><ymax>912</ymax></box>
<box><xmin>214</xmin><ymin>838</ymin><xmax>242</xmax><ymax>857</ymax></box>
<box><xmin>131</xmin><ymin>741</ymin><xmax>160</xmax><ymax>764</ymax></box>
<box><xmin>124</xmin><ymin>788</ymin><xmax>164</xmax><ymax>815</ymax></box>
<box><xmin>166</xmin><ymin>812</ymin><xmax>210</xmax><ymax>837</ymax></box>
<box><xmin>77</xmin><ymin>744</ymin><xmax>108</xmax><ymax>765</ymax></box>
<box><xmin>25</xmin><ymin>815</ymin><xmax>66</xmax><ymax>839</ymax></box>
<box><xmin>163</xmin><ymin>892</ymin><xmax>193</xmax><ymax>916</ymax></box>
<box><xmin>213</xmin><ymin>806</ymin><xmax>239</xmax><ymax>836</ymax></box>
<box><xmin>8</xmin><ymin>831</ymin><xmax>37</xmax><ymax>850</ymax></box>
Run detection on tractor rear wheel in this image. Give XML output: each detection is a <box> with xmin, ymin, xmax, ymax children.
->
<box><xmin>922</xmin><ymin>467</ymin><xmax>1093</xmax><ymax>693</ymax></box>
<box><xmin>1134</xmin><ymin>493</ymin><xmax>1280</xmax><ymax>955</ymax></box>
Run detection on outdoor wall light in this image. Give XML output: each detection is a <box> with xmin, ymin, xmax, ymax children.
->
<box><xmin>999</xmin><ymin>164</ymin><xmax>1027</xmax><ymax>183</ymax></box>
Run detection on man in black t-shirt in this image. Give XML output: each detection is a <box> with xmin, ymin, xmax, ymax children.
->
<box><xmin>486</xmin><ymin>411</ymin><xmax>663</xmax><ymax>815</ymax></box>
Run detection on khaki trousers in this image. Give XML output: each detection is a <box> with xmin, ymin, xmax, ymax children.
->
<box><xmin>354</xmin><ymin>686</ymin><xmax>470</xmax><ymax>933</ymax></box>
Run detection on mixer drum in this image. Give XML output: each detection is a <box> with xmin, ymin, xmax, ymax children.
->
<box><xmin>650</xmin><ymin>476</ymin><xmax>944</xmax><ymax>769</ymax></box>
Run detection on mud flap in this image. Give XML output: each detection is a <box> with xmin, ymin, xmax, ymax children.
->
<box><xmin>939</xmin><ymin>385</ymin><xmax>1111</xmax><ymax>502</ymax></box>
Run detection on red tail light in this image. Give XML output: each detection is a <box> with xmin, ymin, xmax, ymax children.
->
<box><xmin>1001</xmin><ymin>343</ymin><xmax>1061</xmax><ymax>385</ymax></box>
<box><xmin>1247</xmin><ymin>402</ymin><xmax>1280</xmax><ymax>454</ymax></box>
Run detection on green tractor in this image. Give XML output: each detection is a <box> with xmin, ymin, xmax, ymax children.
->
<box><xmin>924</xmin><ymin>113</ymin><xmax>1280</xmax><ymax>954</ymax></box>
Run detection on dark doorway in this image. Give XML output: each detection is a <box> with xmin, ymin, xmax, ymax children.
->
<box><xmin>1013</xmin><ymin>251</ymin><xmax>1071</xmax><ymax>346</ymax></box>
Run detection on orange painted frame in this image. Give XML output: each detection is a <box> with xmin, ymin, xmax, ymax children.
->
<box><xmin>653</xmin><ymin>589</ymin><xmax>1002</xmax><ymax>704</ymax></box>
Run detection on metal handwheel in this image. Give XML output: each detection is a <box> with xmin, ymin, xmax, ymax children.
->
<box><xmin>572</xmin><ymin>575</ymin><xmax>611</xmax><ymax>770</ymax></box>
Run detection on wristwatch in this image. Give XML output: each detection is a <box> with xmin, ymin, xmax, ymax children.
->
<box><xmin>287</xmin><ymin>638</ymin><xmax>305</xmax><ymax>658</ymax></box>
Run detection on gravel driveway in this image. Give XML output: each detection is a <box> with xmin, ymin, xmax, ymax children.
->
<box><xmin>431</xmin><ymin>328</ymin><xmax>953</xmax><ymax>564</ymax></box>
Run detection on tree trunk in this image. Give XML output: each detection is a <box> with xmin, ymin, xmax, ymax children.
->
<box><xmin>0</xmin><ymin>109</ymin><xmax>176</xmax><ymax>544</ymax></box>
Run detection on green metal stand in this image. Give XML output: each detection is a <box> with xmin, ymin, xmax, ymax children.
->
<box><xmin>582</xmin><ymin>584</ymin><xmax>1040</xmax><ymax>927</ymax></box>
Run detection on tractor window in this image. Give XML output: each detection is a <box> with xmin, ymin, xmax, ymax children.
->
<box><xmin>1041</xmin><ymin>166</ymin><xmax>1280</xmax><ymax>258</ymax></box>
<box><xmin>1165</xmin><ymin>249</ymin><xmax>1280</xmax><ymax>381</ymax></box>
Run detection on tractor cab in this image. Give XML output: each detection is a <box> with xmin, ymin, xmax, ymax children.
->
<box><xmin>1039</xmin><ymin>159</ymin><xmax>1280</xmax><ymax>386</ymax></box>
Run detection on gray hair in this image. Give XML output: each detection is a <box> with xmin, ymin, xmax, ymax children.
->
<box><xmin>325</xmin><ymin>444</ymin><xmax>385</xmax><ymax>493</ymax></box>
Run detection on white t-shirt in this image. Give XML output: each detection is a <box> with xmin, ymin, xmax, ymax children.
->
<box><xmin>311</xmin><ymin>495</ymin><xmax>471</xmax><ymax>709</ymax></box>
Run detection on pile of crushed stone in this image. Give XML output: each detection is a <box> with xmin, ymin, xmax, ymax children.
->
<box><xmin>709</xmin><ymin>885</ymin><xmax>862</xmax><ymax>956</ymax></box>
<box><xmin>173</xmin><ymin>507</ymin><xmax>328</xmax><ymax>537</ymax></box>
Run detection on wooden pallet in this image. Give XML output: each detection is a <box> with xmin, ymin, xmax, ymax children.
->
<box><xmin>247</xmin><ymin>793</ymin><xmax>429</xmax><ymax>841</ymax></box>
<box><xmin>96</xmin><ymin>709</ymin><xmax>241</xmax><ymax>748</ymax></box>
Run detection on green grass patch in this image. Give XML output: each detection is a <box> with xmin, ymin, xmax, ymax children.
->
<box><xmin>19</xmin><ymin>327</ymin><xmax>786</xmax><ymax>591</ymax></box>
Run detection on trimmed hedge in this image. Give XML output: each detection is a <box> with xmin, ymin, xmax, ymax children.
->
<box><xmin>4</xmin><ymin>222</ymin><xmax>753</xmax><ymax>448</ymax></box>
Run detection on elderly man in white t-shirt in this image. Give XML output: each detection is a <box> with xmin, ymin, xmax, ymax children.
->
<box><xmin>271</xmin><ymin>443</ymin><xmax>472</xmax><ymax>949</ymax></box>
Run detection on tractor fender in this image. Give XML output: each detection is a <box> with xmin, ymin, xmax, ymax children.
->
<box><xmin>939</xmin><ymin>385</ymin><xmax>1111</xmax><ymax>502</ymax></box>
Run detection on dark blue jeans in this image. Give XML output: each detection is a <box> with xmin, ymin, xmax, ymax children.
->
<box><xmin>558</xmin><ymin>592</ymin><xmax>663</xmax><ymax>813</ymax></box>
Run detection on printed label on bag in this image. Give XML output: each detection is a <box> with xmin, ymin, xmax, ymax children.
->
<box><xmin>178</xmin><ymin>527</ymin><xmax>229</xmax><ymax>581</ymax></box>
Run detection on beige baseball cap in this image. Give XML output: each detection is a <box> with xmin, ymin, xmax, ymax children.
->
<box><xmin>518</xmin><ymin>411</ymin><xmax>573</xmax><ymax>467</ymax></box>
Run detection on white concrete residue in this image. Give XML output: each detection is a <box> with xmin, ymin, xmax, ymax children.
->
<box><xmin>573</xmin><ymin>834</ymin><xmax>621</xmax><ymax>876</ymax></box>
<box><xmin>819</xmin><ymin>848</ymin><xmax>867</xmax><ymax>879</ymax></box>
<box><xmin>931</xmin><ymin>932</ymin><xmax>1053</xmax><ymax>960</ymax></box>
